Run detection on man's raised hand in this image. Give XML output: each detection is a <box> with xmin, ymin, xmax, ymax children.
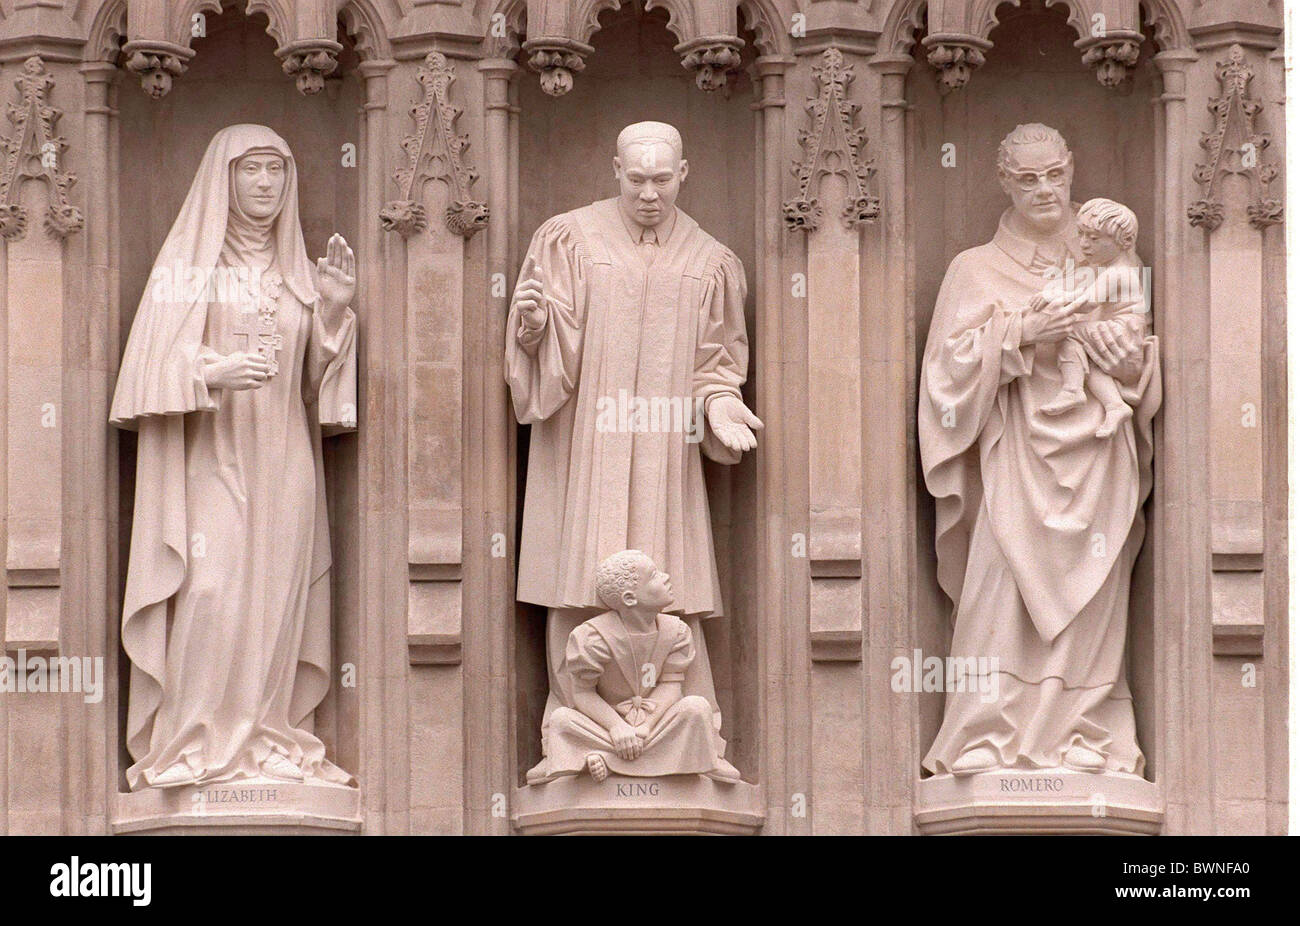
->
<box><xmin>514</xmin><ymin>276</ymin><xmax>547</xmax><ymax>338</ymax></box>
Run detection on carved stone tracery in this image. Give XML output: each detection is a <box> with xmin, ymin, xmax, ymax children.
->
<box><xmin>119</xmin><ymin>0</ymin><xmax>343</xmax><ymax>98</ymax></box>
<box><xmin>1189</xmin><ymin>44</ymin><xmax>1281</xmax><ymax>231</ymax></box>
<box><xmin>381</xmin><ymin>52</ymin><xmax>489</xmax><ymax>240</ymax></box>
<box><xmin>0</xmin><ymin>58</ymin><xmax>83</xmax><ymax>241</ymax></box>
<box><xmin>783</xmin><ymin>48</ymin><xmax>878</xmax><ymax>232</ymax></box>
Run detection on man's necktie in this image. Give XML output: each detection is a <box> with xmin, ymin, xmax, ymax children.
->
<box><xmin>639</xmin><ymin>227</ymin><xmax>658</xmax><ymax>264</ymax></box>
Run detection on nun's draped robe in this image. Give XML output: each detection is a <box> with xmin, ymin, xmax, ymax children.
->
<box><xmin>112</xmin><ymin>125</ymin><xmax>356</xmax><ymax>790</ymax></box>
<box><xmin>919</xmin><ymin>209</ymin><xmax>1161</xmax><ymax>776</ymax></box>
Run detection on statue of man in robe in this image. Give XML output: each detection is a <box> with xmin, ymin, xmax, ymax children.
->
<box><xmin>506</xmin><ymin>121</ymin><xmax>760</xmax><ymax>783</ymax></box>
<box><xmin>919</xmin><ymin>123</ymin><xmax>1161</xmax><ymax>777</ymax></box>
<box><xmin>112</xmin><ymin>125</ymin><xmax>357</xmax><ymax>790</ymax></box>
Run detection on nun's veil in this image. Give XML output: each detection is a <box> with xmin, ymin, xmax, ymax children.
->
<box><xmin>110</xmin><ymin>124</ymin><xmax>318</xmax><ymax>427</ymax></box>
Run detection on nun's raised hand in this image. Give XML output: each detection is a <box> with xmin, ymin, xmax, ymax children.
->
<box><xmin>316</xmin><ymin>233</ymin><xmax>356</xmax><ymax>322</ymax></box>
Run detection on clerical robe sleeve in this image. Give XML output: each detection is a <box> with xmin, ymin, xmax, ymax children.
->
<box><xmin>918</xmin><ymin>251</ymin><xmax>1033</xmax><ymax>607</ymax></box>
<box><xmin>505</xmin><ymin>215</ymin><xmax>587</xmax><ymax>424</ymax></box>
<box><xmin>563</xmin><ymin>622</ymin><xmax>613</xmax><ymax>692</ymax></box>
<box><xmin>660</xmin><ymin>620</ymin><xmax>695</xmax><ymax>684</ymax></box>
<box><xmin>695</xmin><ymin>247</ymin><xmax>750</xmax><ymax>464</ymax></box>
<box><xmin>305</xmin><ymin>303</ymin><xmax>358</xmax><ymax>435</ymax></box>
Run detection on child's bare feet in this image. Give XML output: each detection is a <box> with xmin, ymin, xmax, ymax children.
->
<box><xmin>586</xmin><ymin>753</ymin><xmax>609</xmax><ymax>782</ymax></box>
<box><xmin>1042</xmin><ymin>387</ymin><xmax>1085</xmax><ymax>416</ymax></box>
<box><xmin>1095</xmin><ymin>403</ymin><xmax>1132</xmax><ymax>438</ymax></box>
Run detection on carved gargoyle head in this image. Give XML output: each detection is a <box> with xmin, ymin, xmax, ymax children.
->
<box><xmin>0</xmin><ymin>204</ymin><xmax>28</xmax><ymax>240</ymax></box>
<box><xmin>45</xmin><ymin>203</ymin><xmax>84</xmax><ymax>239</ymax></box>
<box><xmin>1187</xmin><ymin>199</ymin><xmax>1225</xmax><ymax>231</ymax></box>
<box><xmin>844</xmin><ymin>196</ymin><xmax>881</xmax><ymax>228</ymax></box>
<box><xmin>782</xmin><ymin>197</ymin><xmax>822</xmax><ymax>232</ymax></box>
<box><xmin>447</xmin><ymin>200</ymin><xmax>490</xmax><ymax>238</ymax></box>
<box><xmin>379</xmin><ymin>199</ymin><xmax>428</xmax><ymax>239</ymax></box>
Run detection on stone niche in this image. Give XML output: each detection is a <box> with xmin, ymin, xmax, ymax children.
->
<box><xmin>909</xmin><ymin>0</ymin><xmax>1161</xmax><ymax>835</ymax></box>
<box><xmin>111</xmin><ymin>4</ymin><xmax>363</xmax><ymax>834</ymax></box>
<box><xmin>509</xmin><ymin>3</ymin><xmax>765</xmax><ymax>835</ymax></box>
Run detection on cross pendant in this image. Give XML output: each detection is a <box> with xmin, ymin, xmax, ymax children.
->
<box><xmin>233</xmin><ymin>310</ymin><xmax>283</xmax><ymax>377</ymax></box>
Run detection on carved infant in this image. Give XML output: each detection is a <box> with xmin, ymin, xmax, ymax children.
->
<box><xmin>1036</xmin><ymin>197</ymin><xmax>1148</xmax><ymax>438</ymax></box>
<box><xmin>526</xmin><ymin>550</ymin><xmax>741</xmax><ymax>784</ymax></box>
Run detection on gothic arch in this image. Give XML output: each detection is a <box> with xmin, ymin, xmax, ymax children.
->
<box><xmin>82</xmin><ymin>0</ymin><xmax>127</xmax><ymax>63</ymax></box>
<box><xmin>1140</xmin><ymin>0</ymin><xmax>1191</xmax><ymax>50</ymax></box>
<box><xmin>880</xmin><ymin>0</ymin><xmax>928</xmax><ymax>57</ymax></box>
<box><xmin>341</xmin><ymin>0</ymin><xmax>400</xmax><ymax>60</ymax></box>
<box><xmin>244</xmin><ymin>0</ymin><xmax>292</xmax><ymax>47</ymax></box>
<box><xmin>972</xmin><ymin>0</ymin><xmax>1021</xmax><ymax>41</ymax></box>
<box><xmin>738</xmin><ymin>0</ymin><xmax>794</xmax><ymax>57</ymax></box>
<box><xmin>481</xmin><ymin>0</ymin><xmax>527</xmax><ymax>58</ymax></box>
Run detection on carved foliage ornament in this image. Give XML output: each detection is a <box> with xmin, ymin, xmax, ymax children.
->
<box><xmin>783</xmin><ymin>49</ymin><xmax>879</xmax><ymax>232</ymax></box>
<box><xmin>1080</xmin><ymin>37</ymin><xmax>1141</xmax><ymax>89</ymax></box>
<box><xmin>525</xmin><ymin>43</ymin><xmax>588</xmax><ymax>97</ymax></box>
<box><xmin>678</xmin><ymin>38</ymin><xmax>743</xmax><ymax>93</ymax></box>
<box><xmin>0</xmin><ymin>58</ymin><xmax>83</xmax><ymax>241</ymax></box>
<box><xmin>381</xmin><ymin>53</ymin><xmax>488</xmax><ymax>239</ymax></box>
<box><xmin>123</xmin><ymin>43</ymin><xmax>191</xmax><ymax>100</ymax></box>
<box><xmin>522</xmin><ymin>0</ymin><xmax>622</xmax><ymax>97</ymax></box>
<box><xmin>1189</xmin><ymin>44</ymin><xmax>1281</xmax><ymax>231</ymax></box>
<box><xmin>922</xmin><ymin>36</ymin><xmax>989</xmax><ymax>95</ymax></box>
<box><xmin>279</xmin><ymin>41</ymin><xmax>342</xmax><ymax>96</ymax></box>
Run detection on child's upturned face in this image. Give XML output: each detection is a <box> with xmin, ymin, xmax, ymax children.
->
<box><xmin>1078</xmin><ymin>226</ymin><xmax>1123</xmax><ymax>265</ymax></box>
<box><xmin>634</xmin><ymin>564</ymin><xmax>674</xmax><ymax>610</ymax></box>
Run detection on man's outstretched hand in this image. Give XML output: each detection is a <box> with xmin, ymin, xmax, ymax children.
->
<box><xmin>706</xmin><ymin>394</ymin><xmax>763</xmax><ymax>453</ymax></box>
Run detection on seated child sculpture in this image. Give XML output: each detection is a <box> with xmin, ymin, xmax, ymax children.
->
<box><xmin>526</xmin><ymin>549</ymin><xmax>741</xmax><ymax>784</ymax></box>
<box><xmin>1037</xmin><ymin>197</ymin><xmax>1148</xmax><ymax>438</ymax></box>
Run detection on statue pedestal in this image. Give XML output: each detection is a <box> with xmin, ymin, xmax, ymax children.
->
<box><xmin>914</xmin><ymin>769</ymin><xmax>1163</xmax><ymax>835</ymax></box>
<box><xmin>112</xmin><ymin>779</ymin><xmax>362</xmax><ymax>835</ymax></box>
<box><xmin>512</xmin><ymin>774</ymin><xmax>765</xmax><ymax>835</ymax></box>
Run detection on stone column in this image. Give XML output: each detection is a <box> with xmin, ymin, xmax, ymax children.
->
<box><xmin>357</xmin><ymin>56</ymin><xmax>406</xmax><ymax>833</ymax></box>
<box><xmin>867</xmin><ymin>51</ymin><xmax>916</xmax><ymax>837</ymax></box>
<box><xmin>753</xmin><ymin>52</ymin><xmax>799</xmax><ymax>835</ymax></box>
<box><xmin>77</xmin><ymin>59</ymin><xmax>119</xmax><ymax>836</ymax></box>
<box><xmin>475</xmin><ymin>57</ymin><xmax>516</xmax><ymax>836</ymax></box>
<box><xmin>1153</xmin><ymin>47</ymin><xmax>1215</xmax><ymax>836</ymax></box>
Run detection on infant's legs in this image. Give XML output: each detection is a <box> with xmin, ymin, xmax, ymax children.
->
<box><xmin>1041</xmin><ymin>337</ymin><xmax>1089</xmax><ymax>416</ymax></box>
<box><xmin>1089</xmin><ymin>366</ymin><xmax>1133</xmax><ymax>438</ymax></box>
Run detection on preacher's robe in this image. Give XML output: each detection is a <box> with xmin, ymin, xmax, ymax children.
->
<box><xmin>506</xmin><ymin>198</ymin><xmax>748</xmax><ymax>617</ymax></box>
<box><xmin>918</xmin><ymin>208</ymin><xmax>1161</xmax><ymax>775</ymax></box>
<box><xmin>507</xmin><ymin>200</ymin><xmax>749</xmax><ymax>775</ymax></box>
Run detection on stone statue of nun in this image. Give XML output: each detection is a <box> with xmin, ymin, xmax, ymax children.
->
<box><xmin>111</xmin><ymin>124</ymin><xmax>357</xmax><ymax>790</ymax></box>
